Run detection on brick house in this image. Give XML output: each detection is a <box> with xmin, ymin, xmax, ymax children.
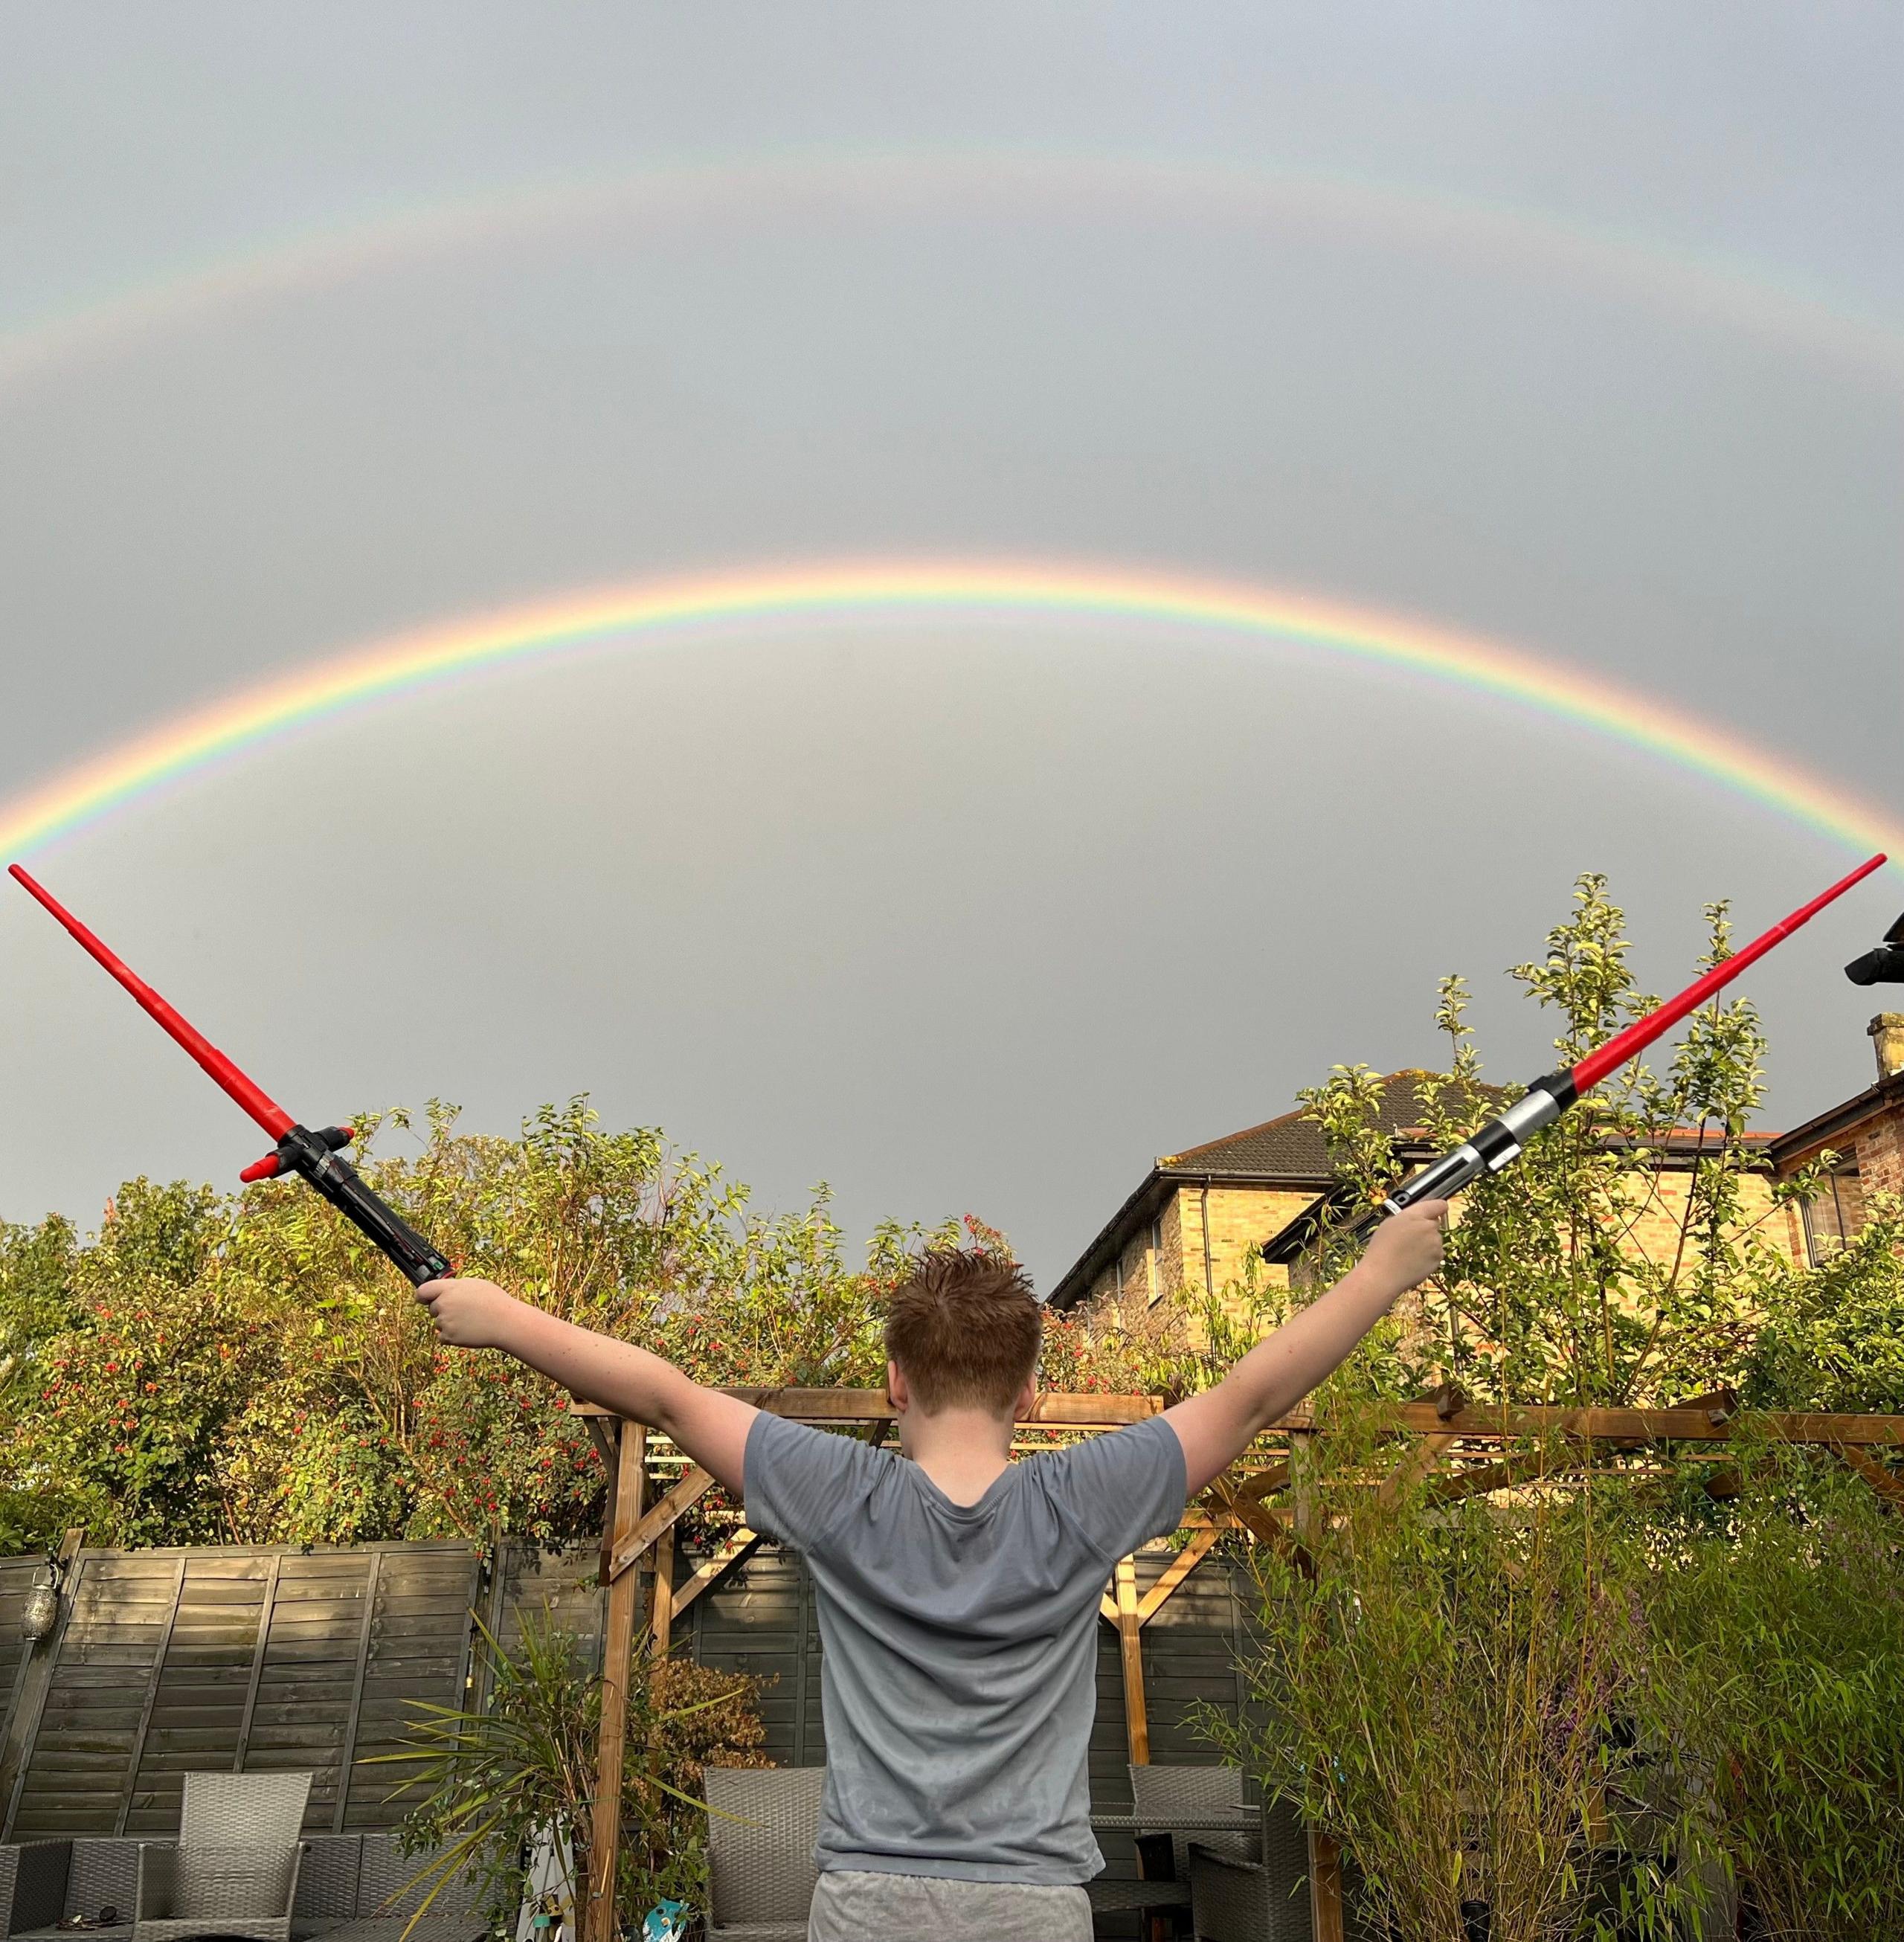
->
<box><xmin>1048</xmin><ymin>1038</ymin><xmax>1904</xmax><ymax>1311</ymax></box>
<box><xmin>1049</xmin><ymin>1071</ymin><xmax>1506</xmax><ymax>1311</ymax></box>
<box><xmin>1766</xmin><ymin>1012</ymin><xmax>1904</xmax><ymax>1259</ymax></box>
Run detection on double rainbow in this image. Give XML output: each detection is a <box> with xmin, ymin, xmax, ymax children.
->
<box><xmin>2</xmin><ymin>559</ymin><xmax>1898</xmax><ymax>869</ymax></box>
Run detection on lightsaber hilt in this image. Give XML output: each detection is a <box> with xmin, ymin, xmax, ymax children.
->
<box><xmin>1336</xmin><ymin>1070</ymin><xmax>1578</xmax><ymax>1244</ymax></box>
<box><xmin>243</xmin><ymin>1124</ymin><xmax>454</xmax><ymax>1287</ymax></box>
<box><xmin>1327</xmin><ymin>850</ymin><xmax>1886</xmax><ymax>1249</ymax></box>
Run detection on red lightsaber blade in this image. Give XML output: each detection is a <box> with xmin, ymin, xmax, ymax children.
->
<box><xmin>10</xmin><ymin>864</ymin><xmax>295</xmax><ymax>1139</ymax></box>
<box><xmin>1350</xmin><ymin>851</ymin><xmax>1888</xmax><ymax>1235</ymax></box>
<box><xmin>11</xmin><ymin>864</ymin><xmax>451</xmax><ymax>1286</ymax></box>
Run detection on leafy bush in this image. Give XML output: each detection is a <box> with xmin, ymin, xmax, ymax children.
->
<box><xmin>1638</xmin><ymin>1451</ymin><xmax>1904</xmax><ymax>1941</ymax></box>
<box><xmin>1199</xmin><ymin>1415</ymin><xmax>1653</xmax><ymax>1942</ymax></box>
<box><xmin>1298</xmin><ymin>876</ymin><xmax>1803</xmax><ymax>1409</ymax></box>
<box><xmin>1743</xmin><ymin>1194</ymin><xmax>1904</xmax><ymax>1412</ymax></box>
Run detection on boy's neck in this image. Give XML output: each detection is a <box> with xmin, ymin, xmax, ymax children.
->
<box><xmin>896</xmin><ymin>1405</ymin><xmax>1015</xmax><ymax>1506</ymax></box>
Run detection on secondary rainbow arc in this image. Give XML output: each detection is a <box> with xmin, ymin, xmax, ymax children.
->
<box><xmin>1</xmin><ymin>559</ymin><xmax>1899</xmax><ymax>869</ymax></box>
<box><xmin>5</xmin><ymin>149</ymin><xmax>1903</xmax><ymax>402</ymax></box>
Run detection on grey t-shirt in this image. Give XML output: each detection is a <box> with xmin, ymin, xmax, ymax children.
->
<box><xmin>743</xmin><ymin>1409</ymin><xmax>1187</xmax><ymax>1884</ymax></box>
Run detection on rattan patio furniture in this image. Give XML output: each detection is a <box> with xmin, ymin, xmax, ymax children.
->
<box><xmin>132</xmin><ymin>1772</ymin><xmax>312</xmax><ymax>1942</ymax></box>
<box><xmin>1131</xmin><ymin>1764</ymin><xmax>1255</xmax><ymax>1881</ymax></box>
<box><xmin>1087</xmin><ymin>1763</ymin><xmax>1259</xmax><ymax>1932</ymax></box>
<box><xmin>1186</xmin><ymin>1796</ymin><xmax>1310</xmax><ymax>1942</ymax></box>
<box><xmin>0</xmin><ymin>1842</ymin><xmax>71</xmax><ymax>1942</ymax></box>
<box><xmin>702</xmin><ymin>1766</ymin><xmax>823</xmax><ymax>1942</ymax></box>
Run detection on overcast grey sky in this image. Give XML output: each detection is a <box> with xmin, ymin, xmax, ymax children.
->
<box><xmin>3</xmin><ymin>4</ymin><xmax>1900</xmax><ymax>1289</ymax></box>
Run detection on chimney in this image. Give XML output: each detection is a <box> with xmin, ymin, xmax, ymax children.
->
<box><xmin>1870</xmin><ymin>1013</ymin><xmax>1904</xmax><ymax>1081</ymax></box>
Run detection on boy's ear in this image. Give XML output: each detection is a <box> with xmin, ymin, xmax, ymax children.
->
<box><xmin>887</xmin><ymin>1358</ymin><xmax>910</xmax><ymax>1414</ymax></box>
<box><xmin>1012</xmin><ymin>1371</ymin><xmax>1038</xmax><ymax>1422</ymax></box>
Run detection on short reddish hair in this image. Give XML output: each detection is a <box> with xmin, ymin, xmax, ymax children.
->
<box><xmin>884</xmin><ymin>1247</ymin><xmax>1042</xmax><ymax>1414</ymax></box>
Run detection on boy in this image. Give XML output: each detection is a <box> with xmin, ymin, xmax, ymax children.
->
<box><xmin>417</xmin><ymin>1198</ymin><xmax>1445</xmax><ymax>1942</ymax></box>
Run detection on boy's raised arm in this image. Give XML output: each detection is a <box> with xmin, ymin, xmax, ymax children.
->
<box><xmin>416</xmin><ymin>1278</ymin><xmax>759</xmax><ymax>1496</ymax></box>
<box><xmin>1160</xmin><ymin>1200</ymin><xmax>1447</xmax><ymax>1498</ymax></box>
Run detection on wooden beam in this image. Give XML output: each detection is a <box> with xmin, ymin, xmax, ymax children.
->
<box><xmin>572</xmin><ymin>1388</ymin><xmax>1164</xmax><ymax>1427</ymax></box>
<box><xmin>1227</xmin><ymin>1459</ymin><xmax>1291</xmax><ymax>1506</ymax></box>
<box><xmin>582</xmin><ymin>1413</ymin><xmax>617</xmax><ymax>1476</ymax></box>
<box><xmin>330</xmin><ymin>1549</ymin><xmax>383</xmax><ymax>1833</ymax></box>
<box><xmin>231</xmin><ymin>1551</ymin><xmax>281</xmax><ymax>1772</ymax></box>
<box><xmin>568</xmin><ymin>1391</ymin><xmax>1904</xmax><ymax>1445</ymax></box>
<box><xmin>1376</xmin><ymin>1432</ymin><xmax>1459</xmax><ymax>1505</ymax></box>
<box><xmin>672</xmin><ymin>1528</ymin><xmax>762</xmax><ymax>1620</ymax></box>
<box><xmin>1114</xmin><ymin>1555</ymin><xmax>1149</xmax><ymax>1765</ymax></box>
<box><xmin>586</xmin><ymin>1420</ymin><xmax>647</xmax><ymax>1942</ymax></box>
<box><xmin>608</xmin><ymin>1465</ymin><xmax>716</xmax><ymax>1583</ymax></box>
<box><xmin>1833</xmin><ymin>1443</ymin><xmax>1904</xmax><ymax>1509</ymax></box>
<box><xmin>1136</xmin><ymin>1528</ymin><xmax>1220</xmax><ymax>1624</ymax></box>
<box><xmin>1211</xmin><ymin>1473</ymin><xmax>1314</xmax><ymax>1577</ymax></box>
<box><xmin>1429</xmin><ymin>1450</ymin><xmax>1575</xmax><ymax>1504</ymax></box>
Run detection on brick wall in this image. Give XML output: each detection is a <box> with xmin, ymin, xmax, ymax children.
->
<box><xmin>1082</xmin><ymin>1181</ymin><xmax>1321</xmax><ymax>1311</ymax></box>
<box><xmin>1859</xmin><ymin>1101</ymin><xmax>1904</xmax><ymax>1199</ymax></box>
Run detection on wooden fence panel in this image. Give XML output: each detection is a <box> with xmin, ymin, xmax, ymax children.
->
<box><xmin>1</xmin><ymin>1529</ymin><xmax>1263</xmax><ymax>1848</ymax></box>
<box><xmin>341</xmin><ymin>1546</ymin><xmax>481</xmax><ymax>1830</ymax></box>
<box><xmin>7</xmin><ymin>1553</ymin><xmax>183</xmax><ymax>1836</ymax></box>
<box><xmin>685</xmin><ymin>1546</ymin><xmax>820</xmax><ymax>1769</ymax></box>
<box><xmin>1</xmin><ymin>1543</ymin><xmax>482</xmax><ymax>1841</ymax></box>
<box><xmin>123</xmin><ymin>1552</ymin><xmax>275</xmax><ymax>1832</ymax></box>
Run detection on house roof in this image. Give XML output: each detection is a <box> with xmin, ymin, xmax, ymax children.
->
<box><xmin>1158</xmin><ymin>1070</ymin><xmax>1509</xmax><ymax>1183</ymax></box>
<box><xmin>1766</xmin><ymin>1067</ymin><xmax>1904</xmax><ymax>1171</ymax></box>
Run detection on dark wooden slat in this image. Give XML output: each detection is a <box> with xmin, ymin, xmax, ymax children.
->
<box><xmin>329</xmin><ymin>1550</ymin><xmax>382</xmax><ymax>1834</ymax></box>
<box><xmin>112</xmin><ymin>1554</ymin><xmax>185</xmax><ymax>1833</ymax></box>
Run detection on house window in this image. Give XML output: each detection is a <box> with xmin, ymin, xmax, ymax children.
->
<box><xmin>1801</xmin><ymin>1166</ymin><xmax>1864</xmax><ymax>1263</ymax></box>
<box><xmin>1147</xmin><ymin>1217</ymin><xmax>1162</xmax><ymax>1304</ymax></box>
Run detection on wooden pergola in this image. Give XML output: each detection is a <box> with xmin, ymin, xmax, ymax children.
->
<box><xmin>573</xmin><ymin>1388</ymin><xmax>1904</xmax><ymax>1942</ymax></box>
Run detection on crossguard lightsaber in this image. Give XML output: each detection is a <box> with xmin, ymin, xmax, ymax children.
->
<box><xmin>10</xmin><ymin>864</ymin><xmax>453</xmax><ymax>1287</ymax></box>
<box><xmin>1341</xmin><ymin>852</ymin><xmax>1888</xmax><ymax>1241</ymax></box>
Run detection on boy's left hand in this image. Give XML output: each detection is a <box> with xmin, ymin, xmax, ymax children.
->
<box><xmin>415</xmin><ymin>1275</ymin><xmax>521</xmax><ymax>1350</ymax></box>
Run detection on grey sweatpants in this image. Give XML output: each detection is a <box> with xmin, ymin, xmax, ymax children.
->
<box><xmin>807</xmin><ymin>1869</ymin><xmax>1093</xmax><ymax>1942</ymax></box>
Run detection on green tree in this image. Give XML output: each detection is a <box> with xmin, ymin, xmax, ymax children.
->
<box><xmin>0</xmin><ymin>1099</ymin><xmax>994</xmax><ymax>1554</ymax></box>
<box><xmin>1299</xmin><ymin>874</ymin><xmax>1814</xmax><ymax>1408</ymax></box>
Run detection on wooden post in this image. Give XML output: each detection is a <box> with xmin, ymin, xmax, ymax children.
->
<box><xmin>1113</xmin><ymin>1554</ymin><xmax>1149</xmax><ymax>1766</ymax></box>
<box><xmin>648</xmin><ymin>1523</ymin><xmax>675</xmax><ymax>1659</ymax></box>
<box><xmin>1287</xmin><ymin>1430</ymin><xmax>1346</xmax><ymax>1942</ymax></box>
<box><xmin>1308</xmin><ymin>1831</ymin><xmax>1345</xmax><ymax>1942</ymax></box>
<box><xmin>586</xmin><ymin>1421</ymin><xmax>647</xmax><ymax>1942</ymax></box>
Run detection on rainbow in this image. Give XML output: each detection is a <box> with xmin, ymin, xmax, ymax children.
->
<box><xmin>5</xmin><ymin>149</ymin><xmax>1903</xmax><ymax>402</ymax></box>
<box><xmin>2</xmin><ymin>559</ymin><xmax>1899</xmax><ymax>869</ymax></box>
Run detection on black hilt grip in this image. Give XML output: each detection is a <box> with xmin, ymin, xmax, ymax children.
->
<box><xmin>273</xmin><ymin>1125</ymin><xmax>453</xmax><ymax>1286</ymax></box>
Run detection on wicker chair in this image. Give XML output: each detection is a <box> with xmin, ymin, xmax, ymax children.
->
<box><xmin>133</xmin><ymin>1772</ymin><xmax>313</xmax><ymax>1942</ymax></box>
<box><xmin>1186</xmin><ymin>1797</ymin><xmax>1310</xmax><ymax>1942</ymax></box>
<box><xmin>1087</xmin><ymin>1763</ymin><xmax>1255</xmax><ymax>1931</ymax></box>
<box><xmin>1130</xmin><ymin>1764</ymin><xmax>1255</xmax><ymax>1882</ymax></box>
<box><xmin>702</xmin><ymin>1766</ymin><xmax>823</xmax><ymax>1942</ymax></box>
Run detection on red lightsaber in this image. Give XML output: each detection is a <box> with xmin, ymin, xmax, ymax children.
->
<box><xmin>10</xmin><ymin>864</ymin><xmax>452</xmax><ymax>1286</ymax></box>
<box><xmin>1347</xmin><ymin>851</ymin><xmax>1888</xmax><ymax>1235</ymax></box>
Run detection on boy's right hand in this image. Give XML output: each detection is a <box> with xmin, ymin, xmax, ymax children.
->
<box><xmin>1360</xmin><ymin>1199</ymin><xmax>1448</xmax><ymax>1293</ymax></box>
<box><xmin>415</xmin><ymin>1275</ymin><xmax>522</xmax><ymax>1350</ymax></box>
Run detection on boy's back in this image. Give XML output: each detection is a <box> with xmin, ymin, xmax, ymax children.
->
<box><xmin>416</xmin><ymin>1204</ymin><xmax>1445</xmax><ymax>1938</ymax></box>
<box><xmin>745</xmin><ymin>1408</ymin><xmax>1187</xmax><ymax>1882</ymax></box>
